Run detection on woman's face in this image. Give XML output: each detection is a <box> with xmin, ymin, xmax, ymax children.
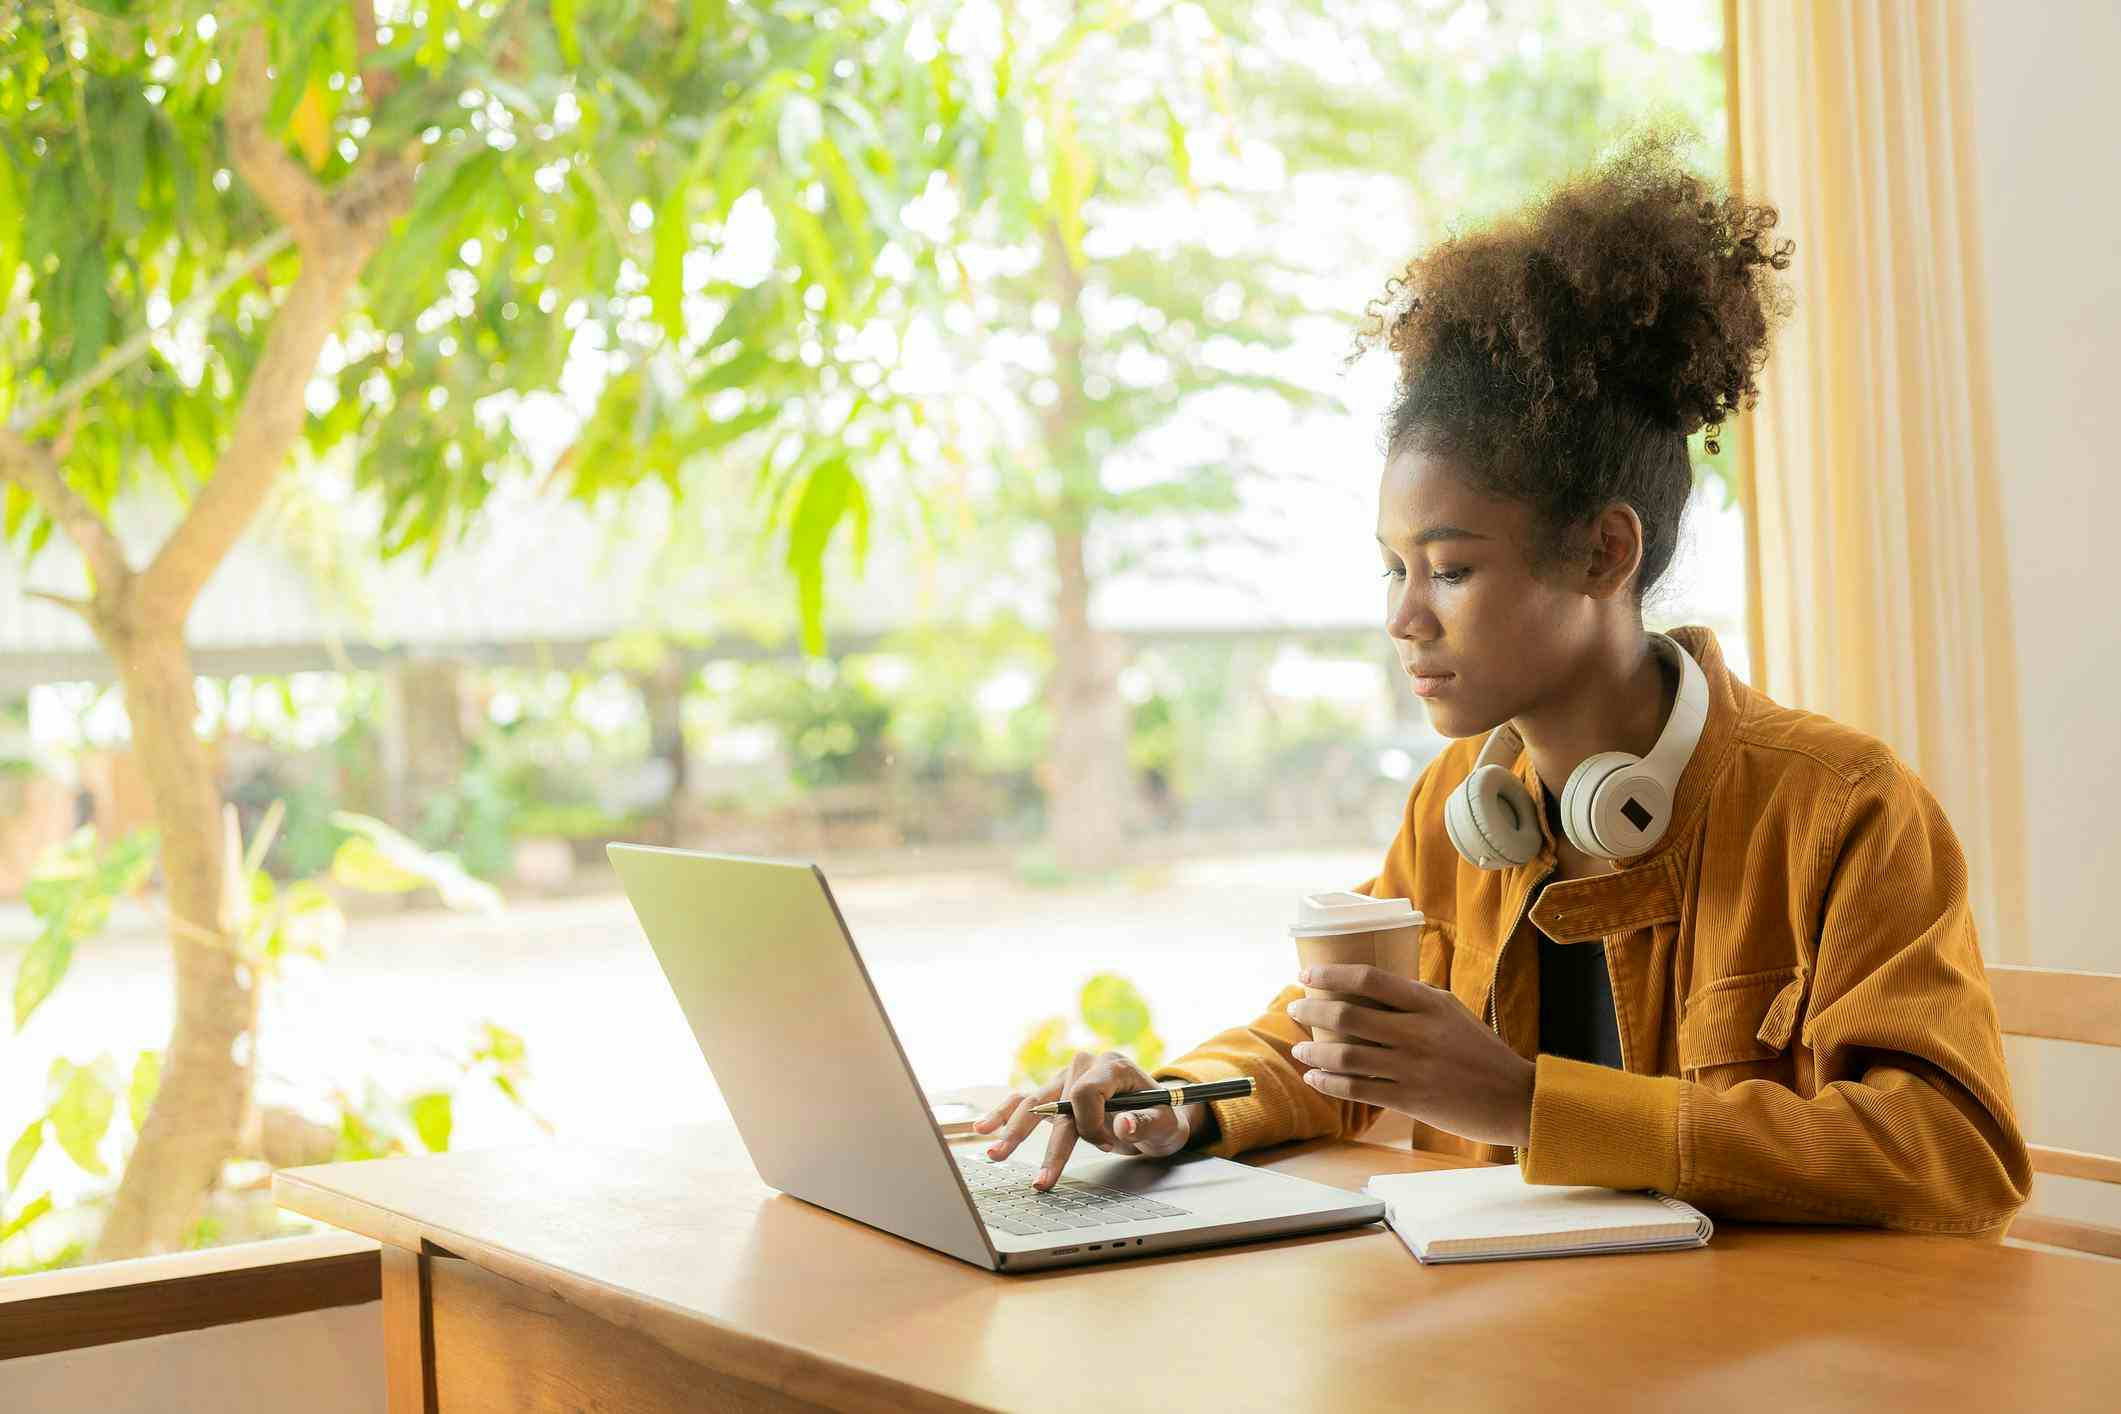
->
<box><xmin>1375</xmin><ymin>447</ymin><xmax>1597</xmax><ymax>739</ymax></box>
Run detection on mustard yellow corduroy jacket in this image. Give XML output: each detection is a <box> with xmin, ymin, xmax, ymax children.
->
<box><xmin>1153</xmin><ymin>625</ymin><xmax>2033</xmax><ymax>1238</ymax></box>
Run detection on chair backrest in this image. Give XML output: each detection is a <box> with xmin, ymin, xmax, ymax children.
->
<box><xmin>1986</xmin><ymin>963</ymin><xmax>2121</xmax><ymax>1258</ymax></box>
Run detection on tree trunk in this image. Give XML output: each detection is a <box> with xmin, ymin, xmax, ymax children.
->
<box><xmin>20</xmin><ymin>38</ymin><xmax>420</xmax><ymax>1261</ymax></box>
<box><xmin>1045</xmin><ymin>526</ymin><xmax>1135</xmax><ymax>871</ymax></box>
<box><xmin>90</xmin><ymin>623</ymin><xmax>257</xmax><ymax>1260</ymax></box>
<box><xmin>1036</xmin><ymin>219</ymin><xmax>1136</xmax><ymax>873</ymax></box>
<box><xmin>639</xmin><ymin>661</ymin><xmax>690</xmax><ymax>846</ymax></box>
<box><xmin>385</xmin><ymin>657</ymin><xmax>469</xmax><ymax>828</ymax></box>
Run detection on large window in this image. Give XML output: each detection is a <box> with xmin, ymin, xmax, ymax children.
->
<box><xmin>0</xmin><ymin>0</ymin><xmax>1731</xmax><ymax>1274</ymax></box>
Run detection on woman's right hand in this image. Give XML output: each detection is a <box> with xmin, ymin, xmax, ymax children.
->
<box><xmin>971</xmin><ymin>1051</ymin><xmax>1195</xmax><ymax>1190</ymax></box>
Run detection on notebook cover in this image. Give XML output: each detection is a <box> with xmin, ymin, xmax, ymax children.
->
<box><xmin>1363</xmin><ymin>1165</ymin><xmax>1713</xmax><ymax>1264</ymax></box>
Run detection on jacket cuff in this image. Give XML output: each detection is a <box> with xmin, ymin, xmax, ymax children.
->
<box><xmin>1151</xmin><ymin>1058</ymin><xmax>1270</xmax><ymax>1160</ymax></box>
<box><xmin>1522</xmin><ymin>1054</ymin><xmax>1685</xmax><ymax>1193</ymax></box>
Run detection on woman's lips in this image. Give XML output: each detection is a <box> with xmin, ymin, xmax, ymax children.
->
<box><xmin>1408</xmin><ymin>670</ymin><xmax>1455</xmax><ymax>698</ymax></box>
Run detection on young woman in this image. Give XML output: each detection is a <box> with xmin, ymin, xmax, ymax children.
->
<box><xmin>975</xmin><ymin>134</ymin><xmax>2032</xmax><ymax>1238</ymax></box>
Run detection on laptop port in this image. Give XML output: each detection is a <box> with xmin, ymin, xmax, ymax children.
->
<box><xmin>1087</xmin><ymin>1245</ymin><xmax>1101</xmax><ymax>1251</ymax></box>
<box><xmin>1053</xmin><ymin>1247</ymin><xmax>1078</xmax><ymax>1255</ymax></box>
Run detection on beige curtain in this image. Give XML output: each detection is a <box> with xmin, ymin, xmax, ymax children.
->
<box><xmin>1724</xmin><ymin>0</ymin><xmax>2028</xmax><ymax>966</ymax></box>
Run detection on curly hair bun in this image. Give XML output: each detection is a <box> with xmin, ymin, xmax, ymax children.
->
<box><xmin>1359</xmin><ymin>129</ymin><xmax>1794</xmax><ymax>455</ymax></box>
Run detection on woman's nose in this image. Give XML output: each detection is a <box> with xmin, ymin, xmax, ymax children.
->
<box><xmin>1386</xmin><ymin>583</ymin><xmax>1434</xmax><ymax>641</ymax></box>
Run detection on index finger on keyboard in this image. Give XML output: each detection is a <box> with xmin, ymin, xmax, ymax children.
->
<box><xmin>1035</xmin><ymin>1118</ymin><xmax>1078</xmax><ymax>1189</ymax></box>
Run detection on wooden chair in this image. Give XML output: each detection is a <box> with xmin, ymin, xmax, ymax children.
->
<box><xmin>1987</xmin><ymin>963</ymin><xmax>2121</xmax><ymax>1259</ymax></box>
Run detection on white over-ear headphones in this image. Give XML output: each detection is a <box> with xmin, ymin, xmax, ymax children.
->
<box><xmin>1443</xmin><ymin>633</ymin><xmax>1709</xmax><ymax>868</ymax></box>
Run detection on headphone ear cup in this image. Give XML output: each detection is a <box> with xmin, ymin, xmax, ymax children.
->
<box><xmin>1446</xmin><ymin>764</ymin><xmax>1543</xmax><ymax>869</ymax></box>
<box><xmin>1561</xmin><ymin>751</ymin><xmax>1637</xmax><ymax>859</ymax></box>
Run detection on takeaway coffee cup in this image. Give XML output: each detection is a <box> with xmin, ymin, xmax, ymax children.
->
<box><xmin>1291</xmin><ymin>891</ymin><xmax>1424</xmax><ymax>1045</ymax></box>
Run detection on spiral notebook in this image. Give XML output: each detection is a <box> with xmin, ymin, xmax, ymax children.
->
<box><xmin>1363</xmin><ymin>1165</ymin><xmax>1713</xmax><ymax>1264</ymax></box>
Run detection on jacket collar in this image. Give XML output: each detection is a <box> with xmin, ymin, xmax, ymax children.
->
<box><xmin>1509</xmin><ymin>625</ymin><xmax>1744</xmax><ymax>942</ymax></box>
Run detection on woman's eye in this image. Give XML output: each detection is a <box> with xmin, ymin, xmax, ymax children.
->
<box><xmin>1431</xmin><ymin>567</ymin><xmax>1470</xmax><ymax>586</ymax></box>
<box><xmin>1380</xmin><ymin>565</ymin><xmax>1406</xmax><ymax>581</ymax></box>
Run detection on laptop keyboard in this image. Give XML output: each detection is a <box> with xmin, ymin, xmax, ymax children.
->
<box><xmin>954</xmin><ymin>1152</ymin><xmax>1190</xmax><ymax>1236</ymax></box>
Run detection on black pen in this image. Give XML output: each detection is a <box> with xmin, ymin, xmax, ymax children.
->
<box><xmin>1029</xmin><ymin>1077</ymin><xmax>1254</xmax><ymax>1118</ymax></box>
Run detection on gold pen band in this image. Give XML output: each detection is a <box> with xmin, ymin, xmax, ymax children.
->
<box><xmin>1166</xmin><ymin>1084</ymin><xmax>1185</xmax><ymax>1110</ymax></box>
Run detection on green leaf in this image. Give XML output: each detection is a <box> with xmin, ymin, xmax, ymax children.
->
<box><xmin>697</xmin><ymin>343</ymin><xmax>773</xmax><ymax>393</ymax></box>
<box><xmin>50</xmin><ymin>1063</ymin><xmax>114</xmax><ymax>1176</ymax></box>
<box><xmin>93</xmin><ymin>829</ymin><xmax>159</xmax><ymax>899</ymax></box>
<box><xmin>712</xmin><ymin>125</ymin><xmax>764</xmax><ymax>213</ymax></box>
<box><xmin>1080</xmin><ymin>973</ymin><xmax>1153</xmax><ymax>1049</ymax></box>
<box><xmin>1</xmin><ymin>1194</ymin><xmax>53</xmax><ymax>1243</ymax></box>
<box><xmin>1044</xmin><ymin>93</ymin><xmax>1096</xmax><ymax>272</ymax></box>
<box><xmin>328</xmin><ymin>813</ymin><xmax>502</xmax><ymax>913</ymax></box>
<box><xmin>472</xmin><ymin>1020</ymin><xmax>527</xmax><ymax>1067</ymax></box>
<box><xmin>267</xmin><ymin>881</ymin><xmax>344</xmax><ymax>963</ymax></box>
<box><xmin>407</xmin><ymin>1091</ymin><xmax>453</xmax><ymax>1152</ymax></box>
<box><xmin>2</xmin><ymin>484</ymin><xmax>30</xmax><ymax>542</ymax></box>
<box><xmin>552</xmin><ymin>0</ymin><xmax>581</xmax><ymax>65</ymax></box>
<box><xmin>329</xmin><ymin>835</ymin><xmax>423</xmax><ymax>893</ymax></box>
<box><xmin>812</xmin><ymin>134</ymin><xmax>874</xmax><ymax>271</ymax></box>
<box><xmin>1161</xmin><ymin>95</ymin><xmax>1195</xmax><ymax>197</ymax></box>
<box><xmin>107</xmin><ymin>96</ymin><xmax>150</xmax><ymax>237</ymax></box>
<box><xmin>334</xmin><ymin>1104</ymin><xmax>394</xmax><ymax>1163</ymax></box>
<box><xmin>651</xmin><ymin>178</ymin><xmax>690</xmax><ymax>344</ymax></box>
<box><xmin>776</xmin><ymin>190</ymin><xmax>847</xmax><ymax>317</ymax></box>
<box><xmin>1010</xmin><ymin>1016</ymin><xmax>1074</xmax><ymax>1091</ymax></box>
<box><xmin>288</xmin><ymin>77</ymin><xmax>334</xmax><ymax>172</ymax></box>
<box><xmin>845</xmin><ymin>468</ymin><xmax>870</xmax><ymax>576</ymax></box>
<box><xmin>6</xmin><ymin>1121</ymin><xmax>41</xmax><ymax>1193</ymax></box>
<box><xmin>684</xmin><ymin>404</ymin><xmax>778</xmax><ymax>456</ymax></box>
<box><xmin>66</xmin><ymin>255</ymin><xmax>112</xmax><ymax>381</ymax></box>
<box><xmin>784</xmin><ymin>454</ymin><xmax>857</xmax><ymax>655</ymax></box>
<box><xmin>13</xmin><ymin>927</ymin><xmax>74</xmax><ymax>1031</ymax></box>
<box><xmin>0</xmin><ymin>145</ymin><xmax>21</xmax><ymax>301</ymax></box>
<box><xmin>129</xmin><ymin>1051</ymin><xmax>161</xmax><ymax>1132</ymax></box>
<box><xmin>267</xmin><ymin>0</ymin><xmax>338</xmax><ymax>130</ymax></box>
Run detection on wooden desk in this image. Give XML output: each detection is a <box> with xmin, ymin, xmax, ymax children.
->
<box><xmin>275</xmin><ymin>1126</ymin><xmax>2121</xmax><ymax>1413</ymax></box>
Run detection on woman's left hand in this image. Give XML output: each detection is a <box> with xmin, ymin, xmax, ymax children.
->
<box><xmin>1286</xmin><ymin>964</ymin><xmax>1536</xmax><ymax>1148</ymax></box>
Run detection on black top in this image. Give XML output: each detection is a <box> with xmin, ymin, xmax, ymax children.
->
<box><xmin>1533</xmin><ymin>789</ymin><xmax>1625</xmax><ymax>1070</ymax></box>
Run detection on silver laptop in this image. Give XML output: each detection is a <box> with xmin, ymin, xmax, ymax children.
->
<box><xmin>608</xmin><ymin>844</ymin><xmax>1385</xmax><ymax>1272</ymax></box>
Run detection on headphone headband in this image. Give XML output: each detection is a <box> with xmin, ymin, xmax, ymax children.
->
<box><xmin>1636</xmin><ymin>633</ymin><xmax>1710</xmax><ymax>785</ymax></box>
<box><xmin>1471</xmin><ymin>720</ymin><xmax>1525</xmax><ymax>777</ymax></box>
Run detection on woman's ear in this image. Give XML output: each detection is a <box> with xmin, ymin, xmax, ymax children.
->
<box><xmin>1582</xmin><ymin>503</ymin><xmax>1645</xmax><ymax>601</ymax></box>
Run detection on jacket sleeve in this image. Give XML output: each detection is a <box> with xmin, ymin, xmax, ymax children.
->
<box><xmin>1522</xmin><ymin>755</ymin><xmax>2034</xmax><ymax>1237</ymax></box>
<box><xmin>1147</xmin><ymin>765</ymin><xmax>1441</xmax><ymax>1159</ymax></box>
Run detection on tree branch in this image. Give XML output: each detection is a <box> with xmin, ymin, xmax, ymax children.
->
<box><xmin>25</xmin><ymin>588</ymin><xmax>93</xmax><ymax>619</ymax></box>
<box><xmin>134</xmin><ymin>37</ymin><xmax>421</xmax><ymax>630</ymax></box>
<box><xmin>248</xmin><ymin>1103</ymin><xmax>343</xmax><ymax>1170</ymax></box>
<box><xmin>135</xmin><ymin>261</ymin><xmax>347</xmax><ymax>627</ymax></box>
<box><xmin>6</xmin><ymin>228</ymin><xmax>297</xmax><ymax>436</ymax></box>
<box><xmin>326</xmin><ymin>146</ymin><xmax>421</xmax><ymax>247</ymax></box>
<box><xmin>0</xmin><ymin>425</ymin><xmax>132</xmax><ymax>599</ymax></box>
<box><xmin>226</xmin><ymin>30</ymin><xmax>332</xmax><ymax>244</ymax></box>
<box><xmin>351</xmin><ymin>0</ymin><xmax>399</xmax><ymax>104</ymax></box>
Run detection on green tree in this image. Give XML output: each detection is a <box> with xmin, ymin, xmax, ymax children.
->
<box><xmin>0</xmin><ymin>0</ymin><xmax>959</xmax><ymax>1260</ymax></box>
<box><xmin>877</xmin><ymin>0</ymin><xmax>1724</xmax><ymax>870</ymax></box>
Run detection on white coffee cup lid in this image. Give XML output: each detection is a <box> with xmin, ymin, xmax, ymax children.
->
<box><xmin>1290</xmin><ymin>891</ymin><xmax>1424</xmax><ymax>938</ymax></box>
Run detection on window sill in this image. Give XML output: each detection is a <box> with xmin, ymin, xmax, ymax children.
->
<box><xmin>0</xmin><ymin>1231</ymin><xmax>380</xmax><ymax>1361</ymax></box>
